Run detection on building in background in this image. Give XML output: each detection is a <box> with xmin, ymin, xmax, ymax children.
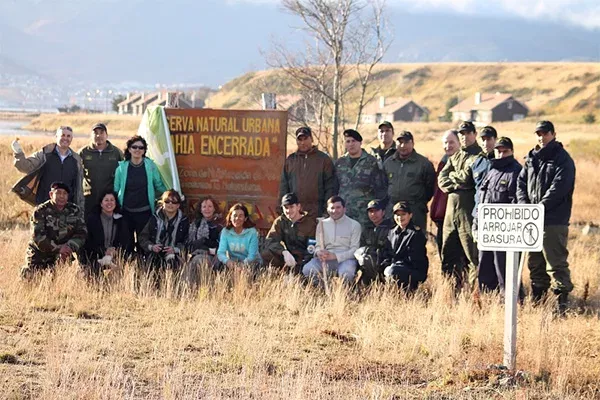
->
<box><xmin>450</xmin><ymin>92</ymin><xmax>528</xmax><ymax>124</ymax></box>
<box><xmin>360</xmin><ymin>96</ymin><xmax>429</xmax><ymax>124</ymax></box>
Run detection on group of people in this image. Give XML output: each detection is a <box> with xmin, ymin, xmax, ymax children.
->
<box><xmin>11</xmin><ymin>119</ymin><xmax>576</xmax><ymax>311</ymax></box>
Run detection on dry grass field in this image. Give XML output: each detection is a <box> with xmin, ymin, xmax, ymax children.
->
<box><xmin>1</xmin><ymin>126</ymin><xmax>600</xmax><ymax>399</ymax></box>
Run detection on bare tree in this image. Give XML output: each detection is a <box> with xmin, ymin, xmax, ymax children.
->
<box><xmin>266</xmin><ymin>0</ymin><xmax>390</xmax><ymax>159</ymax></box>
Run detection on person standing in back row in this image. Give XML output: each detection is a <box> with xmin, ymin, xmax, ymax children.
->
<box><xmin>438</xmin><ymin>121</ymin><xmax>483</xmax><ymax>291</ymax></box>
<box><xmin>383</xmin><ymin>130</ymin><xmax>436</xmax><ymax>234</ymax></box>
<box><xmin>79</xmin><ymin>123</ymin><xmax>124</xmax><ymax>218</ymax></box>
<box><xmin>279</xmin><ymin>126</ymin><xmax>337</xmax><ymax>218</ymax></box>
<box><xmin>370</xmin><ymin>121</ymin><xmax>397</xmax><ymax>166</ymax></box>
<box><xmin>517</xmin><ymin>121</ymin><xmax>576</xmax><ymax>315</ymax></box>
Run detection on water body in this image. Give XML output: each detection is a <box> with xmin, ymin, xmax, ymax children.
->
<box><xmin>0</xmin><ymin>119</ymin><xmax>51</xmax><ymax>138</ymax></box>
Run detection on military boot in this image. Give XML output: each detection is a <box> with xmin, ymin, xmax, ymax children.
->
<box><xmin>556</xmin><ymin>291</ymin><xmax>569</xmax><ymax>317</ymax></box>
<box><xmin>531</xmin><ymin>286</ymin><xmax>547</xmax><ymax>306</ymax></box>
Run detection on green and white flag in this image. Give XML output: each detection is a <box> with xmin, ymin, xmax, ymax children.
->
<box><xmin>137</xmin><ymin>105</ymin><xmax>181</xmax><ymax>191</ymax></box>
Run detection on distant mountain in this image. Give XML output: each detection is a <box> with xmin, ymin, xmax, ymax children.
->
<box><xmin>0</xmin><ymin>1</ymin><xmax>598</xmax><ymax>87</ymax></box>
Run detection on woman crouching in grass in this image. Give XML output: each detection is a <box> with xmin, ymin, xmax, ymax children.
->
<box><xmin>217</xmin><ymin>203</ymin><xmax>260</xmax><ymax>269</ymax></box>
<box><xmin>79</xmin><ymin>189</ymin><xmax>133</xmax><ymax>281</ymax></box>
<box><xmin>138</xmin><ymin>189</ymin><xmax>190</xmax><ymax>289</ymax></box>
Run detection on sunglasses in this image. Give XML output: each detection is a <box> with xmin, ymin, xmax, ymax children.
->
<box><xmin>164</xmin><ymin>199</ymin><xmax>179</xmax><ymax>205</ymax></box>
<box><xmin>130</xmin><ymin>145</ymin><xmax>146</xmax><ymax>150</ymax></box>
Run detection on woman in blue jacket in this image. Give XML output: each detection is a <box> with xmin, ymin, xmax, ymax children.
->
<box><xmin>217</xmin><ymin>203</ymin><xmax>260</xmax><ymax>268</ymax></box>
<box><xmin>114</xmin><ymin>135</ymin><xmax>167</xmax><ymax>251</ymax></box>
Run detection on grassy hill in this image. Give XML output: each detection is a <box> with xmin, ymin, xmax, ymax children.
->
<box><xmin>206</xmin><ymin>63</ymin><xmax>600</xmax><ymax>123</ymax></box>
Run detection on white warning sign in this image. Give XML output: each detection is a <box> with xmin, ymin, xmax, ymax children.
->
<box><xmin>477</xmin><ymin>204</ymin><xmax>544</xmax><ymax>251</ymax></box>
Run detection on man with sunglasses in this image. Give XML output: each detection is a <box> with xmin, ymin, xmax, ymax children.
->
<box><xmin>78</xmin><ymin>123</ymin><xmax>124</xmax><ymax>217</ymax></box>
<box><xmin>517</xmin><ymin>121</ymin><xmax>576</xmax><ymax>315</ymax></box>
<box><xmin>11</xmin><ymin>126</ymin><xmax>84</xmax><ymax>210</ymax></box>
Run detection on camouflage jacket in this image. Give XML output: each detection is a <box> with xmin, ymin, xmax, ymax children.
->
<box><xmin>29</xmin><ymin>200</ymin><xmax>87</xmax><ymax>253</ymax></box>
<box><xmin>335</xmin><ymin>150</ymin><xmax>387</xmax><ymax>227</ymax></box>
<box><xmin>263</xmin><ymin>212</ymin><xmax>316</xmax><ymax>261</ymax></box>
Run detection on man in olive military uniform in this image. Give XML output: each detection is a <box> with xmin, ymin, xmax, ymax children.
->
<box><xmin>370</xmin><ymin>121</ymin><xmax>397</xmax><ymax>165</ymax></box>
<box><xmin>438</xmin><ymin>121</ymin><xmax>484</xmax><ymax>290</ymax></box>
<box><xmin>336</xmin><ymin>129</ymin><xmax>387</xmax><ymax>227</ymax></box>
<box><xmin>381</xmin><ymin>201</ymin><xmax>429</xmax><ymax>292</ymax></box>
<box><xmin>22</xmin><ymin>181</ymin><xmax>87</xmax><ymax>279</ymax></box>
<box><xmin>383</xmin><ymin>130</ymin><xmax>436</xmax><ymax>233</ymax></box>
<box><xmin>261</xmin><ymin>193</ymin><xmax>317</xmax><ymax>273</ymax></box>
<box><xmin>517</xmin><ymin>121</ymin><xmax>576</xmax><ymax>314</ymax></box>
<box><xmin>354</xmin><ymin>199</ymin><xmax>394</xmax><ymax>284</ymax></box>
<box><xmin>79</xmin><ymin>122</ymin><xmax>124</xmax><ymax>217</ymax></box>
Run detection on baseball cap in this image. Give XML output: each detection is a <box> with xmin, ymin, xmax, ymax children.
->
<box><xmin>393</xmin><ymin>201</ymin><xmax>411</xmax><ymax>213</ymax></box>
<box><xmin>343</xmin><ymin>129</ymin><xmax>363</xmax><ymax>142</ymax></box>
<box><xmin>281</xmin><ymin>193</ymin><xmax>299</xmax><ymax>206</ymax></box>
<box><xmin>366</xmin><ymin>199</ymin><xmax>385</xmax><ymax>211</ymax></box>
<box><xmin>295</xmin><ymin>126</ymin><xmax>312</xmax><ymax>139</ymax></box>
<box><xmin>50</xmin><ymin>181</ymin><xmax>70</xmax><ymax>194</ymax></box>
<box><xmin>535</xmin><ymin>120</ymin><xmax>554</xmax><ymax>133</ymax></box>
<box><xmin>495</xmin><ymin>136</ymin><xmax>514</xmax><ymax>150</ymax></box>
<box><xmin>91</xmin><ymin>122</ymin><xmax>107</xmax><ymax>132</ymax></box>
<box><xmin>480</xmin><ymin>126</ymin><xmax>497</xmax><ymax>138</ymax></box>
<box><xmin>378</xmin><ymin>121</ymin><xmax>394</xmax><ymax>130</ymax></box>
<box><xmin>458</xmin><ymin>121</ymin><xmax>476</xmax><ymax>133</ymax></box>
<box><xmin>395</xmin><ymin>130</ymin><xmax>414</xmax><ymax>142</ymax></box>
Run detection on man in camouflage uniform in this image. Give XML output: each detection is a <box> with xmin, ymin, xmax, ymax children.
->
<box><xmin>335</xmin><ymin>129</ymin><xmax>387</xmax><ymax>227</ymax></box>
<box><xmin>370</xmin><ymin>121</ymin><xmax>397</xmax><ymax>165</ymax></box>
<box><xmin>438</xmin><ymin>121</ymin><xmax>484</xmax><ymax>290</ymax></box>
<box><xmin>383</xmin><ymin>130</ymin><xmax>436</xmax><ymax>233</ymax></box>
<box><xmin>22</xmin><ymin>181</ymin><xmax>87</xmax><ymax>279</ymax></box>
<box><xmin>354</xmin><ymin>199</ymin><xmax>394</xmax><ymax>285</ymax></box>
<box><xmin>261</xmin><ymin>193</ymin><xmax>317</xmax><ymax>274</ymax></box>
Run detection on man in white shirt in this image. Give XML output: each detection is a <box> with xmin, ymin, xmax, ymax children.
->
<box><xmin>302</xmin><ymin>195</ymin><xmax>361</xmax><ymax>283</ymax></box>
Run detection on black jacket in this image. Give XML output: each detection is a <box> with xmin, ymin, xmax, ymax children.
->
<box><xmin>186</xmin><ymin>216</ymin><xmax>224</xmax><ymax>254</ymax></box>
<box><xmin>479</xmin><ymin>155</ymin><xmax>522</xmax><ymax>205</ymax></box>
<box><xmin>357</xmin><ymin>218</ymin><xmax>394</xmax><ymax>264</ymax></box>
<box><xmin>139</xmin><ymin>209</ymin><xmax>190</xmax><ymax>254</ymax></box>
<box><xmin>81</xmin><ymin>212</ymin><xmax>132</xmax><ymax>262</ymax></box>
<box><xmin>517</xmin><ymin>140</ymin><xmax>575</xmax><ymax>226</ymax></box>
<box><xmin>382</xmin><ymin>221</ymin><xmax>429</xmax><ymax>282</ymax></box>
<box><xmin>382</xmin><ymin>221</ymin><xmax>429</xmax><ymax>283</ymax></box>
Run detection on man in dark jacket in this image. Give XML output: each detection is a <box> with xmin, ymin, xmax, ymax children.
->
<box><xmin>383</xmin><ymin>130</ymin><xmax>436</xmax><ymax>233</ymax></box>
<box><xmin>12</xmin><ymin>126</ymin><xmax>84</xmax><ymax>210</ymax></box>
<box><xmin>477</xmin><ymin>137</ymin><xmax>522</xmax><ymax>293</ymax></box>
<box><xmin>370</xmin><ymin>121</ymin><xmax>397</xmax><ymax>165</ymax></box>
<box><xmin>79</xmin><ymin>123</ymin><xmax>124</xmax><ymax>217</ymax></box>
<box><xmin>471</xmin><ymin>126</ymin><xmax>497</xmax><ymax>231</ymax></box>
<box><xmin>438</xmin><ymin>121</ymin><xmax>484</xmax><ymax>290</ymax></box>
<box><xmin>517</xmin><ymin>121</ymin><xmax>576</xmax><ymax>313</ymax></box>
<box><xmin>279</xmin><ymin>127</ymin><xmax>337</xmax><ymax>218</ymax></box>
<box><xmin>354</xmin><ymin>199</ymin><xmax>394</xmax><ymax>284</ymax></box>
<box><xmin>382</xmin><ymin>201</ymin><xmax>429</xmax><ymax>292</ymax></box>
<box><xmin>261</xmin><ymin>193</ymin><xmax>317</xmax><ymax>273</ymax></box>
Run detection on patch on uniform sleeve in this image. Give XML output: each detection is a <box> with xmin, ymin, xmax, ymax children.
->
<box><xmin>500</xmin><ymin>180</ymin><xmax>508</xmax><ymax>185</ymax></box>
<box><xmin>414</xmin><ymin>226</ymin><xmax>421</xmax><ymax>230</ymax></box>
<box><xmin>388</xmin><ymin>173</ymin><xmax>393</xmax><ymax>179</ymax></box>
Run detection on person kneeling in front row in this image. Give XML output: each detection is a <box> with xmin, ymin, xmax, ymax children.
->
<box><xmin>381</xmin><ymin>201</ymin><xmax>429</xmax><ymax>292</ymax></box>
<box><xmin>139</xmin><ymin>190</ymin><xmax>190</xmax><ymax>286</ymax></box>
<box><xmin>302</xmin><ymin>196</ymin><xmax>361</xmax><ymax>284</ymax></box>
<box><xmin>217</xmin><ymin>203</ymin><xmax>261</xmax><ymax>269</ymax></box>
<box><xmin>261</xmin><ymin>193</ymin><xmax>316</xmax><ymax>274</ymax></box>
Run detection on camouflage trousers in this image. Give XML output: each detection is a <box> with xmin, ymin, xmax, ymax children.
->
<box><xmin>22</xmin><ymin>245</ymin><xmax>61</xmax><ymax>279</ymax></box>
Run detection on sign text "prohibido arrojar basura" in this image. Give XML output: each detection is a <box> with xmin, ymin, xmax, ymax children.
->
<box><xmin>477</xmin><ymin>204</ymin><xmax>545</xmax><ymax>252</ymax></box>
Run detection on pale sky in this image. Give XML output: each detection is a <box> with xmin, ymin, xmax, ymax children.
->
<box><xmin>233</xmin><ymin>0</ymin><xmax>600</xmax><ymax>30</ymax></box>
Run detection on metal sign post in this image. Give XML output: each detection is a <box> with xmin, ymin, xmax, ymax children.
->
<box><xmin>478</xmin><ymin>204</ymin><xmax>544</xmax><ymax>371</ymax></box>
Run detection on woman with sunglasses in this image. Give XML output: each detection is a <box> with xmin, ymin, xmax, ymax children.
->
<box><xmin>139</xmin><ymin>190</ymin><xmax>190</xmax><ymax>281</ymax></box>
<box><xmin>114</xmin><ymin>135</ymin><xmax>167</xmax><ymax>251</ymax></box>
<box><xmin>217</xmin><ymin>203</ymin><xmax>260</xmax><ymax>268</ymax></box>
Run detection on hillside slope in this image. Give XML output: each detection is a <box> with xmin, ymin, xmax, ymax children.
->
<box><xmin>206</xmin><ymin>63</ymin><xmax>600</xmax><ymax>122</ymax></box>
